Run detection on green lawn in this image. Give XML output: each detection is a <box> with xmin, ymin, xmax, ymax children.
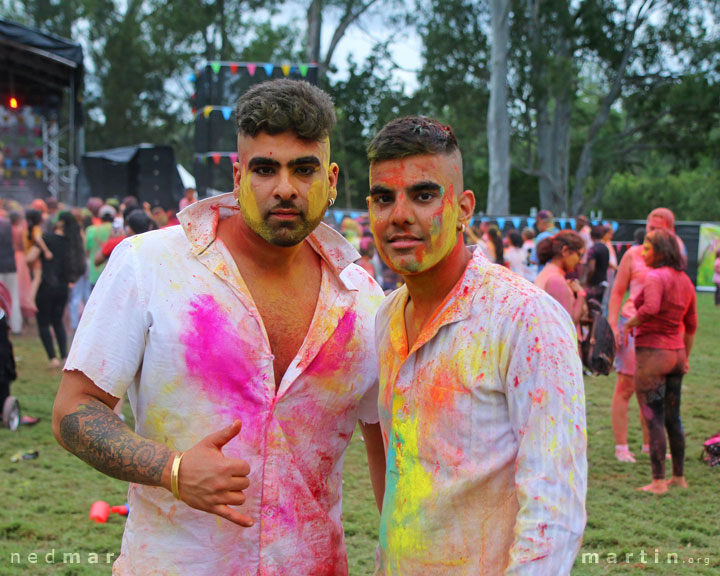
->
<box><xmin>1</xmin><ymin>294</ymin><xmax>718</xmax><ymax>574</ymax></box>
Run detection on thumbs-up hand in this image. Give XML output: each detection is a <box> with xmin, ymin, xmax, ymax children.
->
<box><xmin>172</xmin><ymin>420</ymin><xmax>253</xmax><ymax>527</ymax></box>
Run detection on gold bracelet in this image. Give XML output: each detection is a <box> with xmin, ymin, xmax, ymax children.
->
<box><xmin>171</xmin><ymin>452</ymin><xmax>184</xmax><ymax>501</ymax></box>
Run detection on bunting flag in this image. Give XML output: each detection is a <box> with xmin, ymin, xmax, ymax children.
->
<box><xmin>247</xmin><ymin>63</ymin><xmax>257</xmax><ymax>76</ymax></box>
<box><xmin>569</xmin><ymin>218</ymin><xmax>576</xmax><ymax>229</ymax></box>
<box><xmin>202</xmin><ymin>106</ymin><xmax>213</xmax><ymax>118</ymax></box>
<box><xmin>512</xmin><ymin>217</ymin><xmax>522</xmax><ymax>229</ymax></box>
<box><xmin>20</xmin><ymin>169</ymin><xmax>27</xmax><ymax>176</ymax></box>
<box><xmin>496</xmin><ymin>217</ymin><xmax>506</xmax><ymax>230</ymax></box>
<box><xmin>229</xmin><ymin>63</ymin><xmax>238</xmax><ymax>75</ymax></box>
<box><xmin>221</xmin><ymin>107</ymin><xmax>233</xmax><ymax>120</ymax></box>
<box><xmin>188</xmin><ymin>73</ymin><xmax>196</xmax><ymax>83</ymax></box>
<box><xmin>211</xmin><ymin>153</ymin><xmax>221</xmax><ymax>165</ymax></box>
<box><xmin>333</xmin><ymin>211</ymin><xmax>343</xmax><ymax>225</ymax></box>
<box><xmin>19</xmin><ymin>159</ymin><xmax>27</xmax><ymax>168</ymax></box>
<box><xmin>558</xmin><ymin>217</ymin><xmax>567</xmax><ymax>229</ymax></box>
<box><xmin>229</xmin><ymin>153</ymin><xmax>238</xmax><ymax>163</ymax></box>
<box><xmin>481</xmin><ymin>216</ymin><xmax>489</xmax><ymax>223</ymax></box>
<box><xmin>281</xmin><ymin>64</ymin><xmax>291</xmax><ymax>77</ymax></box>
<box><xmin>591</xmin><ymin>219</ymin><xmax>599</xmax><ymax>226</ymax></box>
<box><xmin>34</xmin><ymin>159</ymin><xmax>42</xmax><ymax>169</ymax></box>
<box><xmin>299</xmin><ymin>65</ymin><xmax>308</xmax><ymax>77</ymax></box>
<box><xmin>527</xmin><ymin>217</ymin><xmax>536</xmax><ymax>229</ymax></box>
<box><xmin>34</xmin><ymin>169</ymin><xmax>42</xmax><ymax>179</ymax></box>
<box><xmin>210</xmin><ymin>61</ymin><xmax>222</xmax><ymax>74</ymax></box>
<box><xmin>263</xmin><ymin>64</ymin><xmax>274</xmax><ymax>76</ymax></box>
<box><xmin>611</xmin><ymin>221</ymin><xmax>619</xmax><ymax>233</ymax></box>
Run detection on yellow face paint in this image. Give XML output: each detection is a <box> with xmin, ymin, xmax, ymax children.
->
<box><xmin>236</xmin><ymin>163</ymin><xmax>263</xmax><ymax>230</ymax></box>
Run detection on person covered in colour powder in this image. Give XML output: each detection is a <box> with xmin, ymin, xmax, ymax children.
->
<box><xmin>623</xmin><ymin>229</ymin><xmax>697</xmax><ymax>494</ymax></box>
<box><xmin>52</xmin><ymin>79</ymin><xmax>386</xmax><ymax>575</ymax></box>
<box><xmin>366</xmin><ymin>116</ymin><xmax>587</xmax><ymax>575</ymax></box>
<box><xmin>607</xmin><ymin>207</ymin><xmax>685</xmax><ymax>463</ymax></box>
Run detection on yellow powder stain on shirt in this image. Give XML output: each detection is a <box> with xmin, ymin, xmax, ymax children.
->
<box><xmin>388</xmin><ymin>393</ymin><xmax>434</xmax><ymax>559</ymax></box>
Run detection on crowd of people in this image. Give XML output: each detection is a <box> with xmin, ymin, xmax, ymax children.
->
<box><xmin>0</xmin><ymin>78</ymin><xmax>706</xmax><ymax>574</ymax></box>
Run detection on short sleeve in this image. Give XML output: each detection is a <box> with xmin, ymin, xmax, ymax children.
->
<box><xmin>64</xmin><ymin>239</ymin><xmax>148</xmax><ymax>399</ymax></box>
<box><xmin>357</xmin><ymin>378</ymin><xmax>379</xmax><ymax>424</ymax></box>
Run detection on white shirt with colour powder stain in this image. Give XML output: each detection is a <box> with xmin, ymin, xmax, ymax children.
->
<box><xmin>66</xmin><ymin>193</ymin><xmax>385</xmax><ymax>576</ymax></box>
<box><xmin>374</xmin><ymin>247</ymin><xmax>587</xmax><ymax>576</ymax></box>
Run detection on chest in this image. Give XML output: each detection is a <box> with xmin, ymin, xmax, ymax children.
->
<box><xmin>245</xmin><ymin>272</ymin><xmax>321</xmax><ymax>389</ymax></box>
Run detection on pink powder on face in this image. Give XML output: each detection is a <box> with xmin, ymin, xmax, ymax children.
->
<box><xmin>181</xmin><ymin>294</ymin><xmax>267</xmax><ymax>407</ymax></box>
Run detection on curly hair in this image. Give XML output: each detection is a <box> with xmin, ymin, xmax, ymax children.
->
<box><xmin>235</xmin><ymin>79</ymin><xmax>336</xmax><ymax>142</ymax></box>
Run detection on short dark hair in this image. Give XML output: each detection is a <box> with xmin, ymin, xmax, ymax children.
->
<box><xmin>235</xmin><ymin>79</ymin><xmax>336</xmax><ymax>141</ymax></box>
<box><xmin>367</xmin><ymin>116</ymin><xmax>459</xmax><ymax>163</ymax></box>
<box><xmin>646</xmin><ymin>229</ymin><xmax>684</xmax><ymax>271</ymax></box>
<box><xmin>507</xmin><ymin>229</ymin><xmax>523</xmax><ymax>248</ymax></box>
<box><xmin>590</xmin><ymin>225</ymin><xmax>606</xmax><ymax>241</ymax></box>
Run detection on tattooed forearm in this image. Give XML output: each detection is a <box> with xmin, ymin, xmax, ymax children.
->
<box><xmin>59</xmin><ymin>399</ymin><xmax>172</xmax><ymax>485</ymax></box>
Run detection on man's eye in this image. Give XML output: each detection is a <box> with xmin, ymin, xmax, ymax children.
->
<box><xmin>418</xmin><ymin>192</ymin><xmax>435</xmax><ymax>201</ymax></box>
<box><xmin>372</xmin><ymin>194</ymin><xmax>393</xmax><ymax>205</ymax></box>
<box><xmin>295</xmin><ymin>166</ymin><xmax>318</xmax><ymax>176</ymax></box>
<box><xmin>253</xmin><ymin>166</ymin><xmax>275</xmax><ymax>176</ymax></box>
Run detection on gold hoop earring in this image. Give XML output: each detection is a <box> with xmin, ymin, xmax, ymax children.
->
<box><xmin>328</xmin><ymin>197</ymin><xmax>336</xmax><ymax>207</ymax></box>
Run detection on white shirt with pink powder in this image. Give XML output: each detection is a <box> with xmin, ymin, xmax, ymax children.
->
<box><xmin>66</xmin><ymin>193</ymin><xmax>385</xmax><ymax>576</ymax></box>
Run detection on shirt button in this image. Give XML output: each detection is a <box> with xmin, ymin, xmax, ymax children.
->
<box><xmin>263</xmin><ymin>506</ymin><xmax>275</xmax><ymax>518</ymax></box>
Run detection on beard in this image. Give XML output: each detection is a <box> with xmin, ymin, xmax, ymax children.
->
<box><xmin>241</xmin><ymin>200</ymin><xmax>324</xmax><ymax>247</ymax></box>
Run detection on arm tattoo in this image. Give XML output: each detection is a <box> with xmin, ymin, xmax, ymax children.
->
<box><xmin>59</xmin><ymin>398</ymin><xmax>171</xmax><ymax>485</ymax></box>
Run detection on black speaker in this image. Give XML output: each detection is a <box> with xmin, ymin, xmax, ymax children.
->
<box><xmin>135</xmin><ymin>146</ymin><xmax>184</xmax><ymax>210</ymax></box>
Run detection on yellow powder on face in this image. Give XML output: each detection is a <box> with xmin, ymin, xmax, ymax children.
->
<box><xmin>307</xmin><ymin>177</ymin><xmax>329</xmax><ymax>222</ymax></box>
<box><xmin>237</xmin><ymin>164</ymin><xmax>262</xmax><ymax>228</ymax></box>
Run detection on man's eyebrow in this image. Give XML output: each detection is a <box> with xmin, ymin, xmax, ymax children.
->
<box><xmin>370</xmin><ymin>184</ymin><xmax>395</xmax><ymax>196</ymax></box>
<box><xmin>248</xmin><ymin>157</ymin><xmax>280</xmax><ymax>169</ymax></box>
<box><xmin>288</xmin><ymin>156</ymin><xmax>321</xmax><ymax>168</ymax></box>
<box><xmin>407</xmin><ymin>181</ymin><xmax>442</xmax><ymax>194</ymax></box>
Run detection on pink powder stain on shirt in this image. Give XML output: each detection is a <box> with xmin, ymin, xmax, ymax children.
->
<box><xmin>182</xmin><ymin>294</ymin><xmax>264</xmax><ymax>405</ymax></box>
<box><xmin>305</xmin><ymin>310</ymin><xmax>358</xmax><ymax>376</ymax></box>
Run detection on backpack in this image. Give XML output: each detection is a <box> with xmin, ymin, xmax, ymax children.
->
<box><xmin>701</xmin><ymin>433</ymin><xmax>720</xmax><ymax>468</ymax></box>
<box><xmin>580</xmin><ymin>298</ymin><xmax>615</xmax><ymax>376</ymax></box>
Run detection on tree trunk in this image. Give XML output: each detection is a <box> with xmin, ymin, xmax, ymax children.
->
<box><xmin>307</xmin><ymin>0</ymin><xmax>322</xmax><ymax>63</ymax></box>
<box><xmin>486</xmin><ymin>0</ymin><xmax>511</xmax><ymax>215</ymax></box>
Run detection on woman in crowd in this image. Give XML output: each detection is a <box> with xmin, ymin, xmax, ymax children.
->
<box><xmin>486</xmin><ymin>225</ymin><xmax>504</xmax><ymax>265</ymax></box>
<box><xmin>24</xmin><ymin>208</ymin><xmax>53</xmax><ymax>305</ymax></box>
<box><xmin>28</xmin><ymin>211</ymin><xmax>86</xmax><ymax>368</ymax></box>
<box><xmin>505</xmin><ymin>229</ymin><xmax>525</xmax><ymax>276</ymax></box>
<box><xmin>534</xmin><ymin>230</ymin><xmax>587</xmax><ymax>326</ymax></box>
<box><xmin>624</xmin><ymin>228</ymin><xmax>697</xmax><ymax>494</ymax></box>
<box><xmin>9</xmin><ymin>211</ymin><xmax>36</xmax><ymax>322</ymax></box>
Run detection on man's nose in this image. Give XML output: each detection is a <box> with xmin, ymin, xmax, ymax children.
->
<box><xmin>389</xmin><ymin>193</ymin><xmax>415</xmax><ymax>226</ymax></box>
<box><xmin>273</xmin><ymin>170</ymin><xmax>298</xmax><ymax>200</ymax></box>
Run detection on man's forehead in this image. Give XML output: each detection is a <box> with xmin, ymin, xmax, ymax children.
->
<box><xmin>370</xmin><ymin>152</ymin><xmax>461</xmax><ymax>184</ymax></box>
<box><xmin>237</xmin><ymin>131</ymin><xmax>329</xmax><ymax>158</ymax></box>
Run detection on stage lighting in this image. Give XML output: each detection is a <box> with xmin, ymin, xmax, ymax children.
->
<box><xmin>9</xmin><ymin>97</ymin><xmax>19</xmax><ymax>109</ymax></box>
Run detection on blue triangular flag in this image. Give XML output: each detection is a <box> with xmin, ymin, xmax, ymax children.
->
<box><xmin>481</xmin><ymin>216</ymin><xmax>490</xmax><ymax>223</ymax></box>
<box><xmin>611</xmin><ymin>221</ymin><xmax>619</xmax><ymax>233</ymax></box>
<box><xmin>333</xmin><ymin>211</ymin><xmax>343</xmax><ymax>225</ymax></box>
<box><xmin>512</xmin><ymin>217</ymin><xmax>521</xmax><ymax>229</ymax></box>
<box><xmin>496</xmin><ymin>217</ymin><xmax>506</xmax><ymax>230</ymax></box>
<box><xmin>221</xmin><ymin>107</ymin><xmax>232</xmax><ymax>120</ymax></box>
<box><xmin>569</xmin><ymin>218</ymin><xmax>576</xmax><ymax>229</ymax></box>
<box><xmin>558</xmin><ymin>217</ymin><xmax>567</xmax><ymax>229</ymax></box>
<box><xmin>527</xmin><ymin>217</ymin><xmax>536</xmax><ymax>229</ymax></box>
<box><xmin>263</xmin><ymin>64</ymin><xmax>274</xmax><ymax>76</ymax></box>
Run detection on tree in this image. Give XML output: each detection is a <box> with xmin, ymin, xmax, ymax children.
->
<box><xmin>486</xmin><ymin>0</ymin><xmax>511</xmax><ymax>214</ymax></box>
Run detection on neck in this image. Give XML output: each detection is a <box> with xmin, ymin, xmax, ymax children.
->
<box><xmin>548</xmin><ymin>257</ymin><xmax>565</xmax><ymax>273</ymax></box>
<box><xmin>217</xmin><ymin>212</ymin><xmax>308</xmax><ymax>274</ymax></box>
<box><xmin>404</xmin><ymin>236</ymin><xmax>471</xmax><ymax>319</ymax></box>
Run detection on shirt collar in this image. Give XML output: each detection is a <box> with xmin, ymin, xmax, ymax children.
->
<box><xmin>389</xmin><ymin>245</ymin><xmax>489</xmax><ymax>356</ymax></box>
<box><xmin>178</xmin><ymin>192</ymin><xmax>361</xmax><ymax>289</ymax></box>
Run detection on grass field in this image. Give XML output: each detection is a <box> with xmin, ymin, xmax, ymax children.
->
<box><xmin>1</xmin><ymin>294</ymin><xmax>718</xmax><ymax>575</ymax></box>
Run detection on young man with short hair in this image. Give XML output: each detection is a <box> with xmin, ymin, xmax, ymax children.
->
<box><xmin>366</xmin><ymin>116</ymin><xmax>586</xmax><ymax>575</ymax></box>
<box><xmin>53</xmin><ymin>79</ymin><xmax>386</xmax><ymax>575</ymax></box>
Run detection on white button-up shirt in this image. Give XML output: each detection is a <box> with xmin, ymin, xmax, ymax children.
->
<box><xmin>374</xmin><ymin>247</ymin><xmax>587</xmax><ymax>576</ymax></box>
<box><xmin>66</xmin><ymin>194</ymin><xmax>385</xmax><ymax>575</ymax></box>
